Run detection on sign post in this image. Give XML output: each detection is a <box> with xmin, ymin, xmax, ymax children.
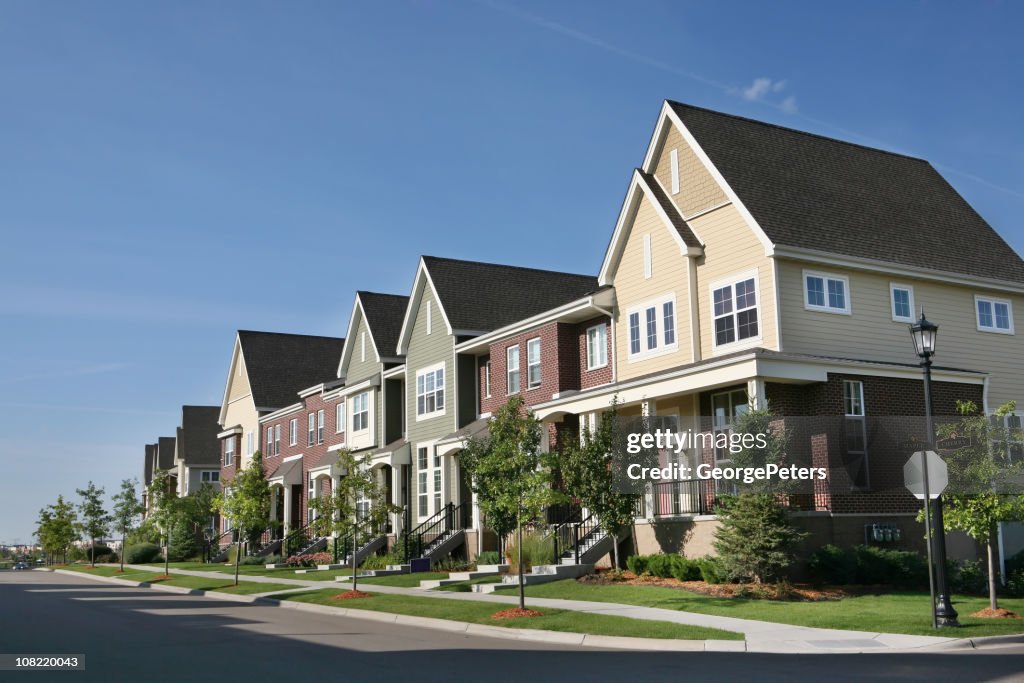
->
<box><xmin>904</xmin><ymin>450</ymin><xmax>948</xmax><ymax>630</ymax></box>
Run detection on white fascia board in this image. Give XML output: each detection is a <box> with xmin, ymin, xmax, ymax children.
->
<box><xmin>774</xmin><ymin>246</ymin><xmax>1024</xmax><ymax>295</ymax></box>
<box><xmin>338</xmin><ymin>375</ymin><xmax>380</xmax><ymax>398</ymax></box>
<box><xmin>258</xmin><ymin>402</ymin><xmax>303</xmax><ymax>424</ymax></box>
<box><xmin>218</xmin><ymin>333</ymin><xmax>242</xmax><ymax>427</ymax></box>
<box><xmin>655</xmin><ymin>102</ymin><xmax>775</xmax><ymax>257</ymax></box>
<box><xmin>397</xmin><ymin>259</ymin><xmax>454</xmax><ymax>355</ymax></box>
<box><xmin>216</xmin><ymin>426</ymin><xmax>243</xmax><ymax>439</ymax></box>
<box><xmin>338</xmin><ymin>293</ymin><xmax>364</xmax><ymax>377</ymax></box>
<box><xmin>382</xmin><ymin>364</ymin><xmax>406</xmax><ymax>379</ymax></box>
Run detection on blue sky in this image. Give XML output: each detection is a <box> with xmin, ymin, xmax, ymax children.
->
<box><xmin>1</xmin><ymin>1</ymin><xmax>1021</xmax><ymax>543</ymax></box>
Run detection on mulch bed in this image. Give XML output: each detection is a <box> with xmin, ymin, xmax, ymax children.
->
<box><xmin>491</xmin><ymin>608</ymin><xmax>544</xmax><ymax>619</ymax></box>
<box><xmin>331</xmin><ymin>590</ymin><xmax>373</xmax><ymax>600</ymax></box>
<box><xmin>970</xmin><ymin>608</ymin><xmax>1021</xmax><ymax>619</ymax></box>
<box><xmin>149</xmin><ymin>575</ymin><xmax>172</xmax><ymax>582</ymax></box>
<box><xmin>578</xmin><ymin>571</ymin><xmax>844</xmax><ymax>601</ymax></box>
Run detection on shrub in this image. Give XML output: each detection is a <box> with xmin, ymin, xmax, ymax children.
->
<box><xmin>125</xmin><ymin>543</ymin><xmax>161</xmax><ymax>564</ymax></box>
<box><xmin>698</xmin><ymin>556</ymin><xmax>727</xmax><ymax>584</ymax></box>
<box><xmin>713</xmin><ymin>494</ymin><xmax>806</xmax><ymax>583</ymax></box>
<box><xmin>1006</xmin><ymin>568</ymin><xmax>1024</xmax><ymax>598</ymax></box>
<box><xmin>240</xmin><ymin>555</ymin><xmax>269</xmax><ymax>566</ymax></box>
<box><xmin>948</xmin><ymin>559</ymin><xmax>987</xmax><ymax>595</ymax></box>
<box><xmin>626</xmin><ymin>554</ymin><xmax>649</xmax><ymax>575</ymax></box>
<box><xmin>504</xmin><ymin>530</ymin><xmax>554</xmax><ymax>571</ymax></box>
<box><xmin>809</xmin><ymin>545</ymin><xmax>857</xmax><ymax>585</ymax></box>
<box><xmin>285</xmin><ymin>552</ymin><xmax>332</xmax><ymax>567</ymax></box>
<box><xmin>476</xmin><ymin>551</ymin><xmax>501</xmax><ymax>566</ymax></box>
<box><xmin>670</xmin><ymin>557</ymin><xmax>702</xmax><ymax>582</ymax></box>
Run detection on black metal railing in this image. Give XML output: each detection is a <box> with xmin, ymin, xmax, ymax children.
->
<box><xmin>652</xmin><ymin>479</ymin><xmax>711</xmax><ymax>517</ymax></box>
<box><xmin>571</xmin><ymin>512</ymin><xmax>601</xmax><ymax>565</ymax></box>
<box><xmin>405</xmin><ymin>502</ymin><xmax>467</xmax><ymax>562</ymax></box>
<box><xmin>548</xmin><ymin>511</ymin><xmax>603</xmax><ymax>565</ymax></box>
<box><xmin>282</xmin><ymin>522</ymin><xmax>317</xmax><ymax>558</ymax></box>
<box><xmin>208</xmin><ymin>528</ymin><xmax>236</xmax><ymax>562</ymax></box>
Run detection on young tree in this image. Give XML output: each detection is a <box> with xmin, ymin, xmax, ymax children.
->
<box><xmin>177</xmin><ymin>483</ymin><xmax>219</xmax><ymax>562</ymax></box>
<box><xmin>560</xmin><ymin>399</ymin><xmax>638</xmax><ymax>569</ymax></box>
<box><xmin>308</xmin><ymin>449</ymin><xmax>400</xmax><ymax>593</ymax></box>
<box><xmin>76</xmin><ymin>481</ymin><xmax>112</xmax><ymax>567</ymax></box>
<box><xmin>462</xmin><ymin>396</ymin><xmax>555</xmax><ymax>610</ymax></box>
<box><xmin>147</xmin><ymin>468</ymin><xmax>178</xmax><ymax>577</ymax></box>
<box><xmin>935</xmin><ymin>400</ymin><xmax>1024</xmax><ymax>611</ymax></box>
<box><xmin>111</xmin><ymin>479</ymin><xmax>145</xmax><ymax>572</ymax></box>
<box><xmin>216</xmin><ymin>451</ymin><xmax>272</xmax><ymax>585</ymax></box>
<box><xmin>713</xmin><ymin>406</ymin><xmax>805</xmax><ymax>583</ymax></box>
<box><xmin>36</xmin><ymin>496</ymin><xmax>79</xmax><ymax>565</ymax></box>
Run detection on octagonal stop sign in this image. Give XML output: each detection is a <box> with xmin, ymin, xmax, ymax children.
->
<box><xmin>903</xmin><ymin>450</ymin><xmax>948</xmax><ymax>500</ymax></box>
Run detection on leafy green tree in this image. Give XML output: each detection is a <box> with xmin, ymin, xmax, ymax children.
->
<box><xmin>111</xmin><ymin>479</ymin><xmax>145</xmax><ymax>572</ymax></box>
<box><xmin>177</xmin><ymin>483</ymin><xmax>220</xmax><ymax>562</ymax></box>
<box><xmin>561</xmin><ymin>398</ymin><xmax>638</xmax><ymax>569</ymax></box>
<box><xmin>728</xmin><ymin>406</ymin><xmax>793</xmax><ymax>495</ymax></box>
<box><xmin>933</xmin><ymin>400</ymin><xmax>1024</xmax><ymax>610</ymax></box>
<box><xmin>35</xmin><ymin>496</ymin><xmax>79</xmax><ymax>565</ymax></box>
<box><xmin>462</xmin><ymin>396</ymin><xmax>555</xmax><ymax>610</ymax></box>
<box><xmin>147</xmin><ymin>468</ymin><xmax>179</xmax><ymax>576</ymax></box>
<box><xmin>76</xmin><ymin>481</ymin><xmax>111</xmax><ymax>567</ymax></box>
<box><xmin>307</xmin><ymin>449</ymin><xmax>400</xmax><ymax>592</ymax></box>
<box><xmin>216</xmin><ymin>451</ymin><xmax>272</xmax><ymax>584</ymax></box>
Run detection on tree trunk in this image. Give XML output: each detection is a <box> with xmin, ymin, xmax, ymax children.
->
<box><xmin>121</xmin><ymin>531</ymin><xmax>126</xmax><ymax>572</ymax></box>
<box><xmin>351</xmin><ymin>524</ymin><xmax>358</xmax><ymax>593</ymax></box>
<box><xmin>611</xmin><ymin>530</ymin><xmax>619</xmax><ymax>570</ymax></box>
<box><xmin>234</xmin><ymin>539</ymin><xmax>241</xmax><ymax>585</ymax></box>
<box><xmin>164</xmin><ymin>530</ymin><xmax>170</xmax><ymax>577</ymax></box>
<box><xmin>517</xmin><ymin>515</ymin><xmax>525</xmax><ymax>610</ymax></box>
<box><xmin>90</xmin><ymin>535</ymin><xmax>95</xmax><ymax>568</ymax></box>
<box><xmin>987</xmin><ymin>533</ymin><xmax>999</xmax><ymax>612</ymax></box>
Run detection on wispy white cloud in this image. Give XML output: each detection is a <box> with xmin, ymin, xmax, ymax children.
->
<box><xmin>741</xmin><ymin>77</ymin><xmax>797</xmax><ymax>113</ymax></box>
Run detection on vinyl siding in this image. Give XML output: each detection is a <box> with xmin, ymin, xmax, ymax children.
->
<box><xmin>776</xmin><ymin>259</ymin><xmax>1024</xmax><ymax>407</ymax></box>
<box><xmin>653</xmin><ymin>122</ymin><xmax>726</xmax><ymax>217</ymax></box>
<box><xmin>693</xmin><ymin>203</ymin><xmax>778</xmax><ymax>356</ymax></box>
<box><xmin>342</xmin><ymin>313</ymin><xmax>381</xmax><ymax>386</ymax></box>
<box><xmin>226</xmin><ymin>349</ymin><xmax>251</xmax><ymax>402</ymax></box>
<box><xmin>613</xmin><ymin>194</ymin><xmax>695</xmax><ymax>381</ymax></box>
<box><xmin>224</xmin><ymin>344</ymin><xmax>260</xmax><ymax>469</ymax></box>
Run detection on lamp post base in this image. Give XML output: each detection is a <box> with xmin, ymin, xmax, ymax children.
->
<box><xmin>935</xmin><ymin>595</ymin><xmax>960</xmax><ymax>628</ymax></box>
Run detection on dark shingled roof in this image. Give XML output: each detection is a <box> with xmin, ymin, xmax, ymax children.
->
<box><xmin>422</xmin><ymin>256</ymin><xmax>598</xmax><ymax>332</ymax></box>
<box><xmin>144</xmin><ymin>444</ymin><xmax>157</xmax><ymax>484</ymax></box>
<box><xmin>358</xmin><ymin>292</ymin><xmax>409</xmax><ymax>359</ymax></box>
<box><xmin>238</xmin><ymin>331</ymin><xmax>345</xmax><ymax>410</ymax></box>
<box><xmin>669</xmin><ymin>101</ymin><xmax>1024</xmax><ymax>283</ymax></box>
<box><xmin>178</xmin><ymin>405</ymin><xmax>221</xmax><ymax>467</ymax></box>
<box><xmin>156</xmin><ymin>436</ymin><xmax>176</xmax><ymax>471</ymax></box>
<box><xmin>639</xmin><ymin>170</ymin><xmax>702</xmax><ymax>248</ymax></box>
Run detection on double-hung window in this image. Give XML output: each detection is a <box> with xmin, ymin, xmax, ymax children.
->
<box><xmin>246</xmin><ymin>431</ymin><xmax>254</xmax><ymax>456</ymax></box>
<box><xmin>266</xmin><ymin>427</ymin><xmax>273</xmax><ymax>455</ymax></box>
<box><xmin>289</xmin><ymin>418</ymin><xmax>298</xmax><ymax>446</ymax></box>
<box><xmin>843</xmin><ymin>380</ymin><xmax>869</xmax><ymax>489</ymax></box>
<box><xmin>274</xmin><ymin>425</ymin><xmax>280</xmax><ymax>455</ymax></box>
<box><xmin>417</xmin><ymin>447</ymin><xmax>429</xmax><ymax>518</ymax></box>
<box><xmin>507</xmin><ymin>345</ymin><xmax>520</xmax><ymax>394</ymax></box>
<box><xmin>336</xmin><ymin>401</ymin><xmax>346</xmax><ymax>435</ymax></box>
<box><xmin>628</xmin><ymin>295</ymin><xmax>678</xmax><ymax>359</ymax></box>
<box><xmin>712</xmin><ymin>274</ymin><xmax>759</xmax><ymax>348</ymax></box>
<box><xmin>527</xmin><ymin>338</ymin><xmax>541</xmax><ymax>389</ymax></box>
<box><xmin>976</xmin><ymin>296</ymin><xmax>1014</xmax><ymax>334</ymax></box>
<box><xmin>416</xmin><ymin>364</ymin><xmax>445</xmax><ymax>417</ymax></box>
<box><xmin>484</xmin><ymin>360</ymin><xmax>491</xmax><ymax>398</ymax></box>
<box><xmin>352</xmin><ymin>393</ymin><xmax>369</xmax><ymax>432</ymax></box>
<box><xmin>307</xmin><ymin>413</ymin><xmax>315</xmax><ymax>446</ymax></box>
<box><xmin>317</xmin><ymin>409</ymin><xmax>324</xmax><ymax>444</ymax></box>
<box><xmin>890</xmin><ymin>284</ymin><xmax>915</xmax><ymax>322</ymax></box>
<box><xmin>586</xmin><ymin>323</ymin><xmax>608</xmax><ymax>369</ymax></box>
<box><xmin>804</xmin><ymin>270</ymin><xmax>850</xmax><ymax>314</ymax></box>
<box><xmin>224</xmin><ymin>437</ymin><xmax>235</xmax><ymax>466</ymax></box>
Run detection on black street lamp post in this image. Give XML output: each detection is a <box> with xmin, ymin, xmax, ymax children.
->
<box><xmin>910</xmin><ymin>312</ymin><xmax>960</xmax><ymax>628</ymax></box>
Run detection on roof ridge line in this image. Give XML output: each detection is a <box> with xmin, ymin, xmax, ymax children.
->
<box><xmin>422</xmin><ymin>254</ymin><xmax>595</xmax><ymax>280</ymax></box>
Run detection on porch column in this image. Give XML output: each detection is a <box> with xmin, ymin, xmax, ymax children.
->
<box><xmin>747</xmin><ymin>379</ymin><xmax>767</xmax><ymax>410</ymax></box>
<box><xmin>391</xmin><ymin>465</ymin><xmax>404</xmax><ymax>535</ymax></box>
<box><xmin>472</xmin><ymin>489</ymin><xmax>482</xmax><ymax>555</ymax></box>
<box><xmin>269</xmin><ymin>487</ymin><xmax>278</xmax><ymax>522</ymax></box>
<box><xmin>332</xmin><ymin>475</ymin><xmax>342</xmax><ymax>538</ymax></box>
<box><xmin>282</xmin><ymin>486</ymin><xmax>293</xmax><ymax>538</ymax></box>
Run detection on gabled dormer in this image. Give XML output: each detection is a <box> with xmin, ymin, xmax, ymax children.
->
<box><xmin>339</xmin><ymin>291</ymin><xmax>409</xmax><ymax>385</ymax></box>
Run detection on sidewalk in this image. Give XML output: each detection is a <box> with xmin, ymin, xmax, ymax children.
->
<box><xmin>100</xmin><ymin>564</ymin><xmax>993</xmax><ymax>654</ymax></box>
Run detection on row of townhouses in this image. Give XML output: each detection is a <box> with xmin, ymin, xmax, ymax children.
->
<box><xmin>144</xmin><ymin>100</ymin><xmax>1024</xmax><ymax>570</ymax></box>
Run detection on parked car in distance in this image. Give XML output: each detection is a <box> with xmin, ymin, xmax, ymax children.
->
<box><xmin>13</xmin><ymin>562</ymin><xmax>29</xmax><ymax>570</ymax></box>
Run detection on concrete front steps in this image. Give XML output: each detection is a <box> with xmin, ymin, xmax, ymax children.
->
<box><xmin>334</xmin><ymin>564</ymin><xmax>412</xmax><ymax>581</ymax></box>
<box><xmin>472</xmin><ymin>563</ymin><xmax>594</xmax><ymax>593</ymax></box>
<box><xmin>417</xmin><ymin>564</ymin><xmax>510</xmax><ymax>589</ymax></box>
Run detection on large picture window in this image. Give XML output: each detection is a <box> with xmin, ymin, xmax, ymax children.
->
<box><xmin>627</xmin><ymin>295</ymin><xmax>678</xmax><ymax>359</ymax></box>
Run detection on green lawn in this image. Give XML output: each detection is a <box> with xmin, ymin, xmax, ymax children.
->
<box><xmin>524</xmin><ymin>581</ymin><xmax>1024</xmax><ymax>638</ymax></box>
<box><xmin>342</xmin><ymin>571</ymin><xmax>449</xmax><ymax>587</ymax></box>
<box><xmin>63</xmin><ymin>565</ymin><xmax>163</xmax><ymax>581</ymax></box>
<box><xmin>277</xmin><ymin>590</ymin><xmax>742</xmax><ymax>640</ymax></box>
<box><xmin>142</xmin><ymin>562</ymin><xmax>354</xmax><ymax>581</ymax></box>
<box><xmin>436</xmin><ymin>576</ymin><xmax>504</xmax><ymax>592</ymax></box>
<box><xmin>63</xmin><ymin>565</ymin><xmax>296</xmax><ymax>595</ymax></box>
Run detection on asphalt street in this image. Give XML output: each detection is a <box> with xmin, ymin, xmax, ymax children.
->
<box><xmin>1</xmin><ymin>571</ymin><xmax>1022</xmax><ymax>683</ymax></box>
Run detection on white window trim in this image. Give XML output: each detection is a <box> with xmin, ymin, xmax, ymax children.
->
<box><xmin>289</xmin><ymin>418</ymin><xmax>298</xmax><ymax>446</ymax></box>
<box><xmin>586</xmin><ymin>323</ymin><xmax>608</xmax><ymax>370</ymax></box>
<box><xmin>670</xmin><ymin>148</ymin><xmax>680</xmax><ymax>195</ymax></box>
<box><xmin>317</xmin><ymin>409</ymin><xmax>325</xmax><ymax>444</ymax></box>
<box><xmin>526</xmin><ymin>338</ymin><xmax>542</xmax><ymax>390</ymax></box>
<box><xmin>626</xmin><ymin>292</ymin><xmax>679</xmax><ymax>362</ymax></box>
<box><xmin>484</xmin><ymin>360</ymin><xmax>491</xmax><ymax>398</ymax></box>
<box><xmin>415</xmin><ymin>361</ymin><xmax>446</xmax><ymax>421</ymax></box>
<box><xmin>351</xmin><ymin>392</ymin><xmax>370</xmax><ymax>433</ymax></box>
<box><xmin>889</xmin><ymin>283</ymin><xmax>915</xmax><ymax>323</ymax></box>
<box><xmin>709</xmin><ymin>269</ymin><xmax>762</xmax><ymax>354</ymax></box>
<box><xmin>803</xmin><ymin>269</ymin><xmax>851</xmax><ymax>315</ymax></box>
<box><xmin>506</xmin><ymin>345</ymin><xmax>520</xmax><ymax>394</ymax></box>
<box><xmin>246</xmin><ymin>431</ymin><xmax>254</xmax><ymax>456</ymax></box>
<box><xmin>336</xmin><ymin>401</ymin><xmax>346</xmax><ymax>434</ymax></box>
<box><xmin>975</xmin><ymin>294</ymin><xmax>1015</xmax><ymax>335</ymax></box>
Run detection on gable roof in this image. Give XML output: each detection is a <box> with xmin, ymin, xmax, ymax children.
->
<box><xmin>156</xmin><ymin>436</ymin><xmax>176</xmax><ymax>471</ymax></box>
<box><xmin>421</xmin><ymin>255</ymin><xmax>598</xmax><ymax>331</ymax></box>
<box><xmin>237</xmin><ymin>331</ymin><xmax>345</xmax><ymax>411</ymax></box>
<box><xmin>338</xmin><ymin>292</ymin><xmax>410</xmax><ymax>376</ymax></box>
<box><xmin>144</xmin><ymin>443</ymin><xmax>157</xmax><ymax>484</ymax></box>
<box><xmin>177</xmin><ymin>405</ymin><xmax>222</xmax><ymax>467</ymax></box>
<box><xmin>638</xmin><ymin>170</ymin><xmax>702</xmax><ymax>249</ymax></box>
<box><xmin>666</xmin><ymin>101</ymin><xmax>1024</xmax><ymax>284</ymax></box>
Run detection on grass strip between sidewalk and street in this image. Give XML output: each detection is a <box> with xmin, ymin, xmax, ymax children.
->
<box><xmin>523</xmin><ymin>581</ymin><xmax>1024</xmax><ymax>638</ymax></box>
<box><xmin>275</xmin><ymin>589</ymin><xmax>743</xmax><ymax>640</ymax></box>
<box><xmin>61</xmin><ymin>565</ymin><xmax>296</xmax><ymax>595</ymax></box>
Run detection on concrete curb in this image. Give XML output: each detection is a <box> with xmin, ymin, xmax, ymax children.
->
<box><xmin>50</xmin><ymin>569</ymin><xmax>744</xmax><ymax>652</ymax></box>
